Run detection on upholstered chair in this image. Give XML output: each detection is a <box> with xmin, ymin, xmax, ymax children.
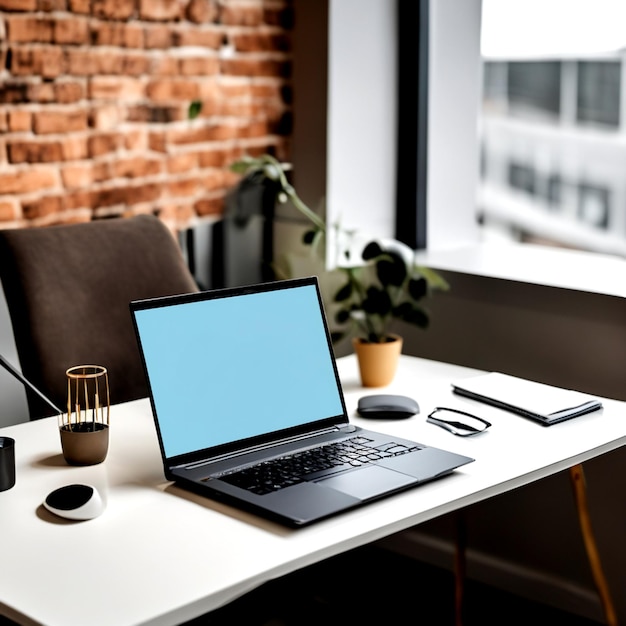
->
<box><xmin>0</xmin><ymin>214</ymin><xmax>199</xmax><ymax>419</ymax></box>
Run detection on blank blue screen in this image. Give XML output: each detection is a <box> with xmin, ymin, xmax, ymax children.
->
<box><xmin>134</xmin><ymin>284</ymin><xmax>344</xmax><ymax>458</ymax></box>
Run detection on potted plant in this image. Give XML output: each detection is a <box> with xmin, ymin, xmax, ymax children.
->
<box><xmin>229</xmin><ymin>154</ymin><xmax>449</xmax><ymax>386</ymax></box>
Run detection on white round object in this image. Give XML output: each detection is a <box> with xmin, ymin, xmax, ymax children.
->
<box><xmin>43</xmin><ymin>484</ymin><xmax>105</xmax><ymax>521</ymax></box>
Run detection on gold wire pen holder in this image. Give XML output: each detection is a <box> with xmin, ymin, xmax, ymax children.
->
<box><xmin>59</xmin><ymin>365</ymin><xmax>110</xmax><ymax>465</ymax></box>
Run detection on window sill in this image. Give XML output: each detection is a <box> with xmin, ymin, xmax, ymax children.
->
<box><xmin>416</xmin><ymin>241</ymin><xmax>626</xmax><ymax>299</ymax></box>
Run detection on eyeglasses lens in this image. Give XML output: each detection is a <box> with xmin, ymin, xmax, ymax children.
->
<box><xmin>427</xmin><ymin>409</ymin><xmax>490</xmax><ymax>436</ymax></box>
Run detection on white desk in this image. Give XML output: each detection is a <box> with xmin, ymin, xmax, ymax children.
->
<box><xmin>1</xmin><ymin>355</ymin><xmax>625</xmax><ymax>626</ymax></box>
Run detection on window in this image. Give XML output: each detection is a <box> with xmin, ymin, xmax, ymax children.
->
<box><xmin>478</xmin><ymin>0</ymin><xmax>626</xmax><ymax>258</ymax></box>
<box><xmin>577</xmin><ymin>61</ymin><xmax>621</xmax><ymax>127</ymax></box>
<box><xmin>508</xmin><ymin>61</ymin><xmax>561</xmax><ymax>119</ymax></box>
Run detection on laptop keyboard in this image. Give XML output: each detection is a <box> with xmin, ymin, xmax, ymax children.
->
<box><xmin>218</xmin><ymin>436</ymin><xmax>422</xmax><ymax>495</ymax></box>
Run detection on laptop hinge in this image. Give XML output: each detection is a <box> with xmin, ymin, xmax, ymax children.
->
<box><xmin>175</xmin><ymin>424</ymin><xmax>353</xmax><ymax>471</ymax></box>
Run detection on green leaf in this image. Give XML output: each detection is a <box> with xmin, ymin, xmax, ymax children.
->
<box><xmin>302</xmin><ymin>229</ymin><xmax>316</xmax><ymax>245</ymax></box>
<box><xmin>334</xmin><ymin>282</ymin><xmax>353</xmax><ymax>302</ymax></box>
<box><xmin>362</xmin><ymin>286</ymin><xmax>392</xmax><ymax>315</ymax></box>
<box><xmin>188</xmin><ymin>100</ymin><xmax>202</xmax><ymax>119</ymax></box>
<box><xmin>335</xmin><ymin>308</ymin><xmax>351</xmax><ymax>324</ymax></box>
<box><xmin>392</xmin><ymin>302</ymin><xmax>413</xmax><ymax>318</ymax></box>
<box><xmin>330</xmin><ymin>331</ymin><xmax>346</xmax><ymax>344</ymax></box>
<box><xmin>376</xmin><ymin>251</ymin><xmax>406</xmax><ymax>287</ymax></box>
<box><xmin>418</xmin><ymin>266</ymin><xmax>450</xmax><ymax>291</ymax></box>
<box><xmin>408</xmin><ymin>276</ymin><xmax>427</xmax><ymax>300</ymax></box>
<box><xmin>362</xmin><ymin>241</ymin><xmax>383</xmax><ymax>260</ymax></box>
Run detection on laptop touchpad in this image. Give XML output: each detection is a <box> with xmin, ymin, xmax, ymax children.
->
<box><xmin>316</xmin><ymin>465</ymin><xmax>414</xmax><ymax>501</ymax></box>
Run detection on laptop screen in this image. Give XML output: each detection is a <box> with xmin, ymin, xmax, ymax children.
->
<box><xmin>132</xmin><ymin>279</ymin><xmax>346</xmax><ymax>459</ymax></box>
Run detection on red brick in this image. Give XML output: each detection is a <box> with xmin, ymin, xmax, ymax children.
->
<box><xmin>197</xmin><ymin>81</ymin><xmax>220</xmax><ymax>100</ymax></box>
<box><xmin>114</xmin><ymin>156</ymin><xmax>162</xmax><ymax>178</ymax></box>
<box><xmin>120</xmin><ymin>52</ymin><xmax>151</xmax><ymax>76</ymax></box>
<box><xmin>54</xmin><ymin>81</ymin><xmax>84</xmax><ymax>103</ymax></box>
<box><xmin>146</xmin><ymin>79</ymin><xmax>199</xmax><ymax>102</ymax></box>
<box><xmin>194</xmin><ymin>195</ymin><xmax>224</xmax><ymax>217</ymax></box>
<box><xmin>65</xmin><ymin>49</ymin><xmax>97</xmax><ymax>75</ymax></box>
<box><xmin>88</xmin><ymin>76</ymin><xmax>145</xmax><ymax>100</ymax></box>
<box><xmin>209</xmin><ymin>122</ymin><xmax>239</xmax><ymax>141</ymax></box>
<box><xmin>167</xmin><ymin>125</ymin><xmax>213</xmax><ymax>146</ymax></box>
<box><xmin>92</xmin><ymin>182</ymin><xmax>162</xmax><ymax>209</ymax></box>
<box><xmin>150</xmin><ymin>56</ymin><xmax>178</xmax><ymax>76</ymax></box>
<box><xmin>92</xmin><ymin>0</ymin><xmax>135</xmax><ymax>20</ymax></box>
<box><xmin>174</xmin><ymin>28</ymin><xmax>222</xmax><ymax>49</ymax></box>
<box><xmin>221</xmin><ymin>4</ymin><xmax>263</xmax><ymax>26</ymax></box>
<box><xmin>53</xmin><ymin>16</ymin><xmax>89</xmax><ymax>45</ymax></box>
<box><xmin>232</xmin><ymin>32</ymin><xmax>290</xmax><ymax>53</ymax></box>
<box><xmin>264</xmin><ymin>5</ymin><xmax>294</xmax><ymax>29</ymax></box>
<box><xmin>185</xmin><ymin>0</ymin><xmax>218</xmax><ymax>24</ymax></box>
<box><xmin>61</xmin><ymin>135</ymin><xmax>88</xmax><ymax>160</ymax></box>
<box><xmin>0</xmin><ymin>199</ymin><xmax>20</xmax><ymax>221</ymax></box>
<box><xmin>11</xmin><ymin>46</ymin><xmax>64</xmax><ymax>78</ymax></box>
<box><xmin>33</xmin><ymin>109</ymin><xmax>87</xmax><ymax>134</ymax></box>
<box><xmin>90</xmin><ymin>104</ymin><xmax>123</xmax><ymax>130</ymax></box>
<box><xmin>68</xmin><ymin>0</ymin><xmax>90</xmax><ymax>13</ymax></box>
<box><xmin>157</xmin><ymin>202</ymin><xmax>196</xmax><ymax>226</ymax></box>
<box><xmin>148</xmin><ymin>131</ymin><xmax>167</xmax><ymax>152</ymax></box>
<box><xmin>220</xmin><ymin>100</ymin><xmax>253</xmax><ymax>117</ymax></box>
<box><xmin>65</xmin><ymin>189</ymin><xmax>94</xmax><ymax>210</ymax></box>
<box><xmin>220</xmin><ymin>81</ymin><xmax>251</xmax><ymax>99</ymax></box>
<box><xmin>42</xmin><ymin>46</ymin><xmax>65</xmax><ymax>78</ymax></box>
<box><xmin>248</xmin><ymin>119</ymin><xmax>271</xmax><ymax>138</ymax></box>
<box><xmin>221</xmin><ymin>58</ymin><xmax>290</xmax><ymax>79</ymax></box>
<box><xmin>91</xmin><ymin>22</ymin><xmax>144</xmax><ymax>48</ymax></box>
<box><xmin>126</xmin><ymin>104</ymin><xmax>182</xmax><ymax>123</ymax></box>
<box><xmin>87</xmin><ymin>132</ymin><xmax>122</xmax><ymax>157</ymax></box>
<box><xmin>0</xmin><ymin>0</ymin><xmax>37</xmax><ymax>9</ymax></box>
<box><xmin>166</xmin><ymin>176</ymin><xmax>200</xmax><ymax>198</ymax></box>
<box><xmin>61</xmin><ymin>161</ymin><xmax>110</xmax><ymax>188</ymax></box>
<box><xmin>38</xmin><ymin>0</ymin><xmax>66</xmax><ymax>11</ymax></box>
<box><xmin>199</xmin><ymin>169</ymin><xmax>224</xmax><ymax>192</ymax></box>
<box><xmin>5</xmin><ymin>16</ymin><xmax>53</xmax><ymax>42</ymax></box>
<box><xmin>45</xmin><ymin>211</ymin><xmax>93</xmax><ymax>226</ymax></box>
<box><xmin>123</xmin><ymin>129</ymin><xmax>148</xmax><ymax>151</ymax></box>
<box><xmin>139</xmin><ymin>0</ymin><xmax>180</xmax><ymax>21</ymax></box>
<box><xmin>128</xmin><ymin>182</ymin><xmax>162</xmax><ymax>205</ymax></box>
<box><xmin>178</xmin><ymin>56</ymin><xmax>219</xmax><ymax>77</ymax></box>
<box><xmin>27</xmin><ymin>82</ymin><xmax>55</xmax><ymax>102</ymax></box>
<box><xmin>144</xmin><ymin>24</ymin><xmax>172</xmax><ymax>49</ymax></box>
<box><xmin>167</xmin><ymin>152</ymin><xmax>198</xmax><ymax>173</ymax></box>
<box><xmin>22</xmin><ymin>194</ymin><xmax>64</xmax><ymax>219</ymax></box>
<box><xmin>7</xmin><ymin>140</ymin><xmax>63</xmax><ymax>163</ymax></box>
<box><xmin>0</xmin><ymin>167</ymin><xmax>58</xmax><ymax>194</ymax></box>
<box><xmin>8</xmin><ymin>109</ymin><xmax>31</xmax><ymax>131</ymax></box>
<box><xmin>251</xmin><ymin>82</ymin><xmax>283</xmax><ymax>99</ymax></box>
<box><xmin>124</xmin><ymin>23</ymin><xmax>145</xmax><ymax>48</ymax></box>
<box><xmin>198</xmin><ymin>147</ymin><xmax>235</xmax><ymax>168</ymax></box>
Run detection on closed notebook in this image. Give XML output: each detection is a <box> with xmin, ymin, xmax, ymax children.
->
<box><xmin>452</xmin><ymin>372</ymin><xmax>602</xmax><ymax>425</ymax></box>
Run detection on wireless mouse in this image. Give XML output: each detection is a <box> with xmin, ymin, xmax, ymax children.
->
<box><xmin>357</xmin><ymin>394</ymin><xmax>419</xmax><ymax>419</ymax></box>
<box><xmin>43</xmin><ymin>484</ymin><xmax>105</xmax><ymax>521</ymax></box>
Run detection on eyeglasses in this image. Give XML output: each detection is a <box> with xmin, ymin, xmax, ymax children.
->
<box><xmin>427</xmin><ymin>407</ymin><xmax>491</xmax><ymax>437</ymax></box>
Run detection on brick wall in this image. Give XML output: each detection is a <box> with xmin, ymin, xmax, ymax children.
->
<box><xmin>0</xmin><ymin>0</ymin><xmax>293</xmax><ymax>232</ymax></box>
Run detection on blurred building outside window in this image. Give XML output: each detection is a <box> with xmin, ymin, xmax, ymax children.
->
<box><xmin>478</xmin><ymin>0</ymin><xmax>626</xmax><ymax>258</ymax></box>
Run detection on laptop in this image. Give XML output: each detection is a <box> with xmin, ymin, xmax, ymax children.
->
<box><xmin>130</xmin><ymin>276</ymin><xmax>474</xmax><ymax>527</ymax></box>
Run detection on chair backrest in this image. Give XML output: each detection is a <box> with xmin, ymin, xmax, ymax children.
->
<box><xmin>0</xmin><ymin>215</ymin><xmax>199</xmax><ymax>419</ymax></box>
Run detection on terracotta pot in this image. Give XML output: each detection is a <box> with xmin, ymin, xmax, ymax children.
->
<box><xmin>352</xmin><ymin>334</ymin><xmax>403</xmax><ymax>387</ymax></box>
